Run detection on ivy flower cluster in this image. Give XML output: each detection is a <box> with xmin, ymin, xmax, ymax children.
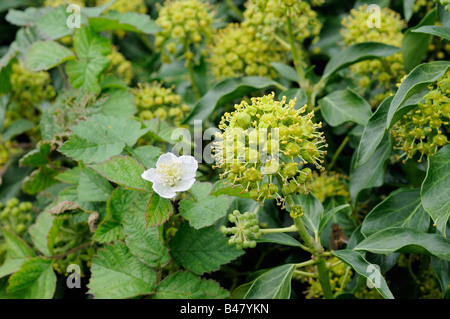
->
<box><xmin>133</xmin><ymin>82</ymin><xmax>190</xmax><ymax>125</ymax></box>
<box><xmin>106</xmin><ymin>47</ymin><xmax>134</xmax><ymax>85</ymax></box>
<box><xmin>243</xmin><ymin>0</ymin><xmax>322</xmax><ymax>44</ymax></box>
<box><xmin>210</xmin><ymin>23</ymin><xmax>286</xmax><ymax>79</ymax></box>
<box><xmin>435</xmin><ymin>0</ymin><xmax>450</xmax><ymax>11</ymax></box>
<box><xmin>213</xmin><ymin>93</ymin><xmax>327</xmax><ymax>206</ymax></box>
<box><xmin>341</xmin><ymin>5</ymin><xmax>405</xmax><ymax>106</ymax></box>
<box><xmin>391</xmin><ymin>71</ymin><xmax>449</xmax><ymax>162</ymax></box>
<box><xmin>220</xmin><ymin>210</ymin><xmax>262</xmax><ymax>250</ymax></box>
<box><xmin>309</xmin><ymin>171</ymin><xmax>350</xmax><ymax>203</ymax></box>
<box><xmin>96</xmin><ymin>0</ymin><xmax>147</xmax><ymax>13</ymax></box>
<box><xmin>9</xmin><ymin>61</ymin><xmax>55</xmax><ymax>120</ymax></box>
<box><xmin>155</xmin><ymin>0</ymin><xmax>214</xmax><ymax>63</ymax></box>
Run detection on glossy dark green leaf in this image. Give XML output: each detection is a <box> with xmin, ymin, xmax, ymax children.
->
<box><xmin>244</xmin><ymin>264</ymin><xmax>296</xmax><ymax>299</ymax></box>
<box><xmin>430</xmin><ymin>255</ymin><xmax>450</xmax><ymax>297</ymax></box>
<box><xmin>183</xmin><ymin>76</ymin><xmax>281</xmax><ymax>124</ymax></box>
<box><xmin>355</xmin><ymin>96</ymin><xmax>392</xmax><ymax>168</ymax></box>
<box><xmin>401</xmin><ymin>9</ymin><xmax>437</xmax><ymax>72</ymax></box>
<box><xmin>319</xmin><ymin>88</ymin><xmax>372</xmax><ymax>127</ymax></box>
<box><xmin>387</xmin><ymin>61</ymin><xmax>450</xmax><ymax>127</ymax></box>
<box><xmin>350</xmin><ymin>133</ymin><xmax>391</xmax><ymax>204</ymax></box>
<box><xmin>421</xmin><ymin>145</ymin><xmax>450</xmax><ymax>237</ymax></box>
<box><xmin>322</xmin><ymin>42</ymin><xmax>400</xmax><ymax>79</ymax></box>
<box><xmin>332</xmin><ymin>249</ymin><xmax>394</xmax><ymax>299</ymax></box>
<box><xmin>361</xmin><ymin>188</ymin><xmax>430</xmax><ymax>237</ymax></box>
<box><xmin>270</xmin><ymin>62</ymin><xmax>299</xmax><ymax>83</ymax></box>
<box><xmin>354</xmin><ymin>228</ymin><xmax>450</xmax><ymax>261</ymax></box>
<box><xmin>256</xmin><ymin>233</ymin><xmax>302</xmax><ymax>248</ymax></box>
<box><xmin>412</xmin><ymin>25</ymin><xmax>450</xmax><ymax>42</ymax></box>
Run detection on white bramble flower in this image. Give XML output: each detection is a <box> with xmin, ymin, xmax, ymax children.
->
<box><xmin>141</xmin><ymin>153</ymin><xmax>198</xmax><ymax>199</ymax></box>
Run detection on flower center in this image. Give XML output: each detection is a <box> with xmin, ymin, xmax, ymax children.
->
<box><xmin>157</xmin><ymin>162</ymin><xmax>182</xmax><ymax>187</ymax></box>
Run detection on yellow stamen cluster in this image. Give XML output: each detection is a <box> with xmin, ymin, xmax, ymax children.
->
<box><xmin>155</xmin><ymin>0</ymin><xmax>214</xmax><ymax>63</ymax></box>
<box><xmin>341</xmin><ymin>5</ymin><xmax>406</xmax><ymax>106</ymax></box>
<box><xmin>391</xmin><ymin>71</ymin><xmax>450</xmax><ymax>163</ymax></box>
<box><xmin>133</xmin><ymin>82</ymin><xmax>190</xmax><ymax>125</ymax></box>
<box><xmin>106</xmin><ymin>47</ymin><xmax>134</xmax><ymax>85</ymax></box>
<box><xmin>309</xmin><ymin>171</ymin><xmax>350</xmax><ymax>203</ymax></box>
<box><xmin>44</xmin><ymin>0</ymin><xmax>85</xmax><ymax>7</ymax></box>
<box><xmin>209</xmin><ymin>23</ymin><xmax>286</xmax><ymax>80</ymax></box>
<box><xmin>213</xmin><ymin>93</ymin><xmax>327</xmax><ymax>207</ymax></box>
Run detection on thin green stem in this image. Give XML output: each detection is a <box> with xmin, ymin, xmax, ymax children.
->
<box><xmin>187</xmin><ymin>58</ymin><xmax>200</xmax><ymax>99</ymax></box>
<box><xmin>273</xmin><ymin>33</ymin><xmax>291</xmax><ymax>51</ymax></box>
<box><xmin>328</xmin><ymin>136</ymin><xmax>349</xmax><ymax>171</ymax></box>
<box><xmin>286</xmin><ymin>11</ymin><xmax>307</xmax><ymax>88</ymax></box>
<box><xmin>286</xmin><ymin>195</ymin><xmax>334</xmax><ymax>299</ymax></box>
<box><xmin>296</xmin><ymin>259</ymin><xmax>317</xmax><ymax>268</ymax></box>
<box><xmin>260</xmin><ymin>224</ymin><xmax>297</xmax><ymax>234</ymax></box>
<box><xmin>225</xmin><ymin>0</ymin><xmax>244</xmax><ymax>20</ymax></box>
<box><xmin>294</xmin><ymin>270</ymin><xmax>317</xmax><ymax>278</ymax></box>
<box><xmin>339</xmin><ymin>266</ymin><xmax>351</xmax><ymax>294</ymax></box>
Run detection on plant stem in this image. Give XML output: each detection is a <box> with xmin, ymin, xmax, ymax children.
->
<box><xmin>294</xmin><ymin>270</ymin><xmax>317</xmax><ymax>278</ymax></box>
<box><xmin>296</xmin><ymin>259</ymin><xmax>317</xmax><ymax>268</ymax></box>
<box><xmin>225</xmin><ymin>0</ymin><xmax>244</xmax><ymax>20</ymax></box>
<box><xmin>187</xmin><ymin>58</ymin><xmax>200</xmax><ymax>99</ymax></box>
<box><xmin>260</xmin><ymin>224</ymin><xmax>297</xmax><ymax>234</ymax></box>
<box><xmin>286</xmin><ymin>10</ymin><xmax>307</xmax><ymax>88</ymax></box>
<box><xmin>328</xmin><ymin>136</ymin><xmax>349</xmax><ymax>171</ymax></box>
<box><xmin>286</xmin><ymin>195</ymin><xmax>334</xmax><ymax>299</ymax></box>
<box><xmin>43</xmin><ymin>242</ymin><xmax>91</xmax><ymax>260</ymax></box>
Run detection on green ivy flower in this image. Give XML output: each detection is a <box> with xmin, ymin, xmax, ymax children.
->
<box><xmin>309</xmin><ymin>171</ymin><xmax>350</xmax><ymax>203</ymax></box>
<box><xmin>106</xmin><ymin>47</ymin><xmax>134</xmax><ymax>85</ymax></box>
<box><xmin>209</xmin><ymin>23</ymin><xmax>286</xmax><ymax>79</ymax></box>
<box><xmin>213</xmin><ymin>93</ymin><xmax>327</xmax><ymax>207</ymax></box>
<box><xmin>391</xmin><ymin>71</ymin><xmax>450</xmax><ymax>162</ymax></box>
<box><xmin>133</xmin><ymin>82</ymin><xmax>190</xmax><ymax>126</ymax></box>
<box><xmin>220</xmin><ymin>210</ymin><xmax>262</xmax><ymax>250</ymax></box>
<box><xmin>155</xmin><ymin>0</ymin><xmax>214</xmax><ymax>63</ymax></box>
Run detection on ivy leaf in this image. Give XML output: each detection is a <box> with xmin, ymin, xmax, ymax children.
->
<box><xmin>350</xmin><ymin>133</ymin><xmax>391</xmax><ymax>205</ymax></box>
<box><xmin>412</xmin><ymin>25</ymin><xmax>450</xmax><ymax>42</ymax></box>
<box><xmin>430</xmin><ymin>256</ymin><xmax>450</xmax><ymax>298</ymax></box>
<box><xmin>0</xmin><ymin>228</ymin><xmax>35</xmax><ymax>278</ymax></box>
<box><xmin>361</xmin><ymin>188</ymin><xmax>430</xmax><ymax>237</ymax></box>
<box><xmin>169</xmin><ymin>222</ymin><xmax>244</xmax><ymax>275</ymax></box>
<box><xmin>319</xmin><ymin>89</ymin><xmax>372</xmax><ymax>127</ymax></box>
<box><xmin>332</xmin><ymin>249</ymin><xmax>394</xmax><ymax>299</ymax></box>
<box><xmin>179</xmin><ymin>195</ymin><xmax>230</xmax><ymax>229</ymax></box>
<box><xmin>59</xmin><ymin>115</ymin><xmax>148</xmax><ymax>164</ymax></box>
<box><xmin>387</xmin><ymin>61</ymin><xmax>450</xmax><ymax>127</ymax></box>
<box><xmin>88</xmin><ymin>242</ymin><xmax>157</xmax><ymax>299</ymax></box>
<box><xmin>421</xmin><ymin>145</ymin><xmax>450</xmax><ymax>237</ymax></box>
<box><xmin>322</xmin><ymin>42</ymin><xmax>400</xmax><ymax>79</ymax></box>
<box><xmin>256</xmin><ymin>233</ymin><xmax>303</xmax><ymax>248</ymax></box>
<box><xmin>123</xmin><ymin>204</ymin><xmax>170</xmax><ymax>268</ymax></box>
<box><xmin>354</xmin><ymin>228</ymin><xmax>450</xmax><ymax>261</ymax></box>
<box><xmin>145</xmin><ymin>192</ymin><xmax>173</xmax><ymax>227</ymax></box>
<box><xmin>270</xmin><ymin>62</ymin><xmax>299</xmax><ymax>83</ymax></box>
<box><xmin>289</xmin><ymin>193</ymin><xmax>323</xmax><ymax>237</ymax></box>
<box><xmin>25</xmin><ymin>40</ymin><xmax>75</xmax><ymax>71</ymax></box>
<box><xmin>77</xmin><ymin>167</ymin><xmax>113</xmax><ymax>202</ymax></box>
<box><xmin>355</xmin><ymin>96</ymin><xmax>392</xmax><ymax>168</ymax></box>
<box><xmin>401</xmin><ymin>9</ymin><xmax>437</xmax><ymax>72</ymax></box>
<box><xmin>153</xmin><ymin>271</ymin><xmax>229</xmax><ymax>299</ymax></box>
<box><xmin>7</xmin><ymin>257</ymin><xmax>56</xmax><ymax>299</ymax></box>
<box><xmin>244</xmin><ymin>264</ymin><xmax>296</xmax><ymax>299</ymax></box>
<box><xmin>183</xmin><ymin>76</ymin><xmax>281</xmax><ymax>124</ymax></box>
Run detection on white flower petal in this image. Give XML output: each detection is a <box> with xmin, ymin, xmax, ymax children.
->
<box><xmin>171</xmin><ymin>178</ymin><xmax>196</xmax><ymax>192</ymax></box>
<box><xmin>178</xmin><ymin>155</ymin><xmax>198</xmax><ymax>180</ymax></box>
<box><xmin>141</xmin><ymin>168</ymin><xmax>160</xmax><ymax>183</ymax></box>
<box><xmin>156</xmin><ymin>152</ymin><xmax>178</xmax><ymax>167</ymax></box>
<box><xmin>153</xmin><ymin>182</ymin><xmax>177</xmax><ymax>199</ymax></box>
